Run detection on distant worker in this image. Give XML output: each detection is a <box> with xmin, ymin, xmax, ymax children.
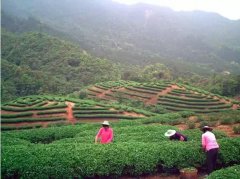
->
<box><xmin>164</xmin><ymin>129</ymin><xmax>188</xmax><ymax>141</ymax></box>
<box><xmin>201</xmin><ymin>126</ymin><xmax>219</xmax><ymax>175</ymax></box>
<box><xmin>95</xmin><ymin>121</ymin><xmax>114</xmax><ymax>144</ymax></box>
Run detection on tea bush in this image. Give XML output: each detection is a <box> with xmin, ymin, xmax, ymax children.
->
<box><xmin>233</xmin><ymin>125</ymin><xmax>240</xmax><ymax>134</ymax></box>
<box><xmin>2</xmin><ymin>138</ymin><xmax>240</xmax><ymax>179</ymax></box>
<box><xmin>208</xmin><ymin>165</ymin><xmax>240</xmax><ymax>179</ymax></box>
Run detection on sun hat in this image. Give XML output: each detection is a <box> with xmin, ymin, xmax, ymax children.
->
<box><xmin>102</xmin><ymin>120</ymin><xmax>110</xmax><ymax>126</ymax></box>
<box><xmin>202</xmin><ymin>126</ymin><xmax>213</xmax><ymax>131</ymax></box>
<box><xmin>164</xmin><ymin>130</ymin><xmax>176</xmax><ymax>137</ymax></box>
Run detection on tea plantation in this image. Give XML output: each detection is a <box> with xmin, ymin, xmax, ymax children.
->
<box><xmin>2</xmin><ymin>114</ymin><xmax>240</xmax><ymax>178</ymax></box>
<box><xmin>1</xmin><ymin>81</ymin><xmax>240</xmax><ymax>178</ymax></box>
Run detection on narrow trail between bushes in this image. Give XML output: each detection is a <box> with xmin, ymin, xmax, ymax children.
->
<box><xmin>232</xmin><ymin>104</ymin><xmax>239</xmax><ymax>110</ymax></box>
<box><xmin>65</xmin><ymin>102</ymin><xmax>76</xmax><ymax>124</ymax></box>
<box><xmin>145</xmin><ymin>84</ymin><xmax>181</xmax><ymax>105</ymax></box>
<box><xmin>97</xmin><ymin>88</ymin><xmax>113</xmax><ymax>98</ymax></box>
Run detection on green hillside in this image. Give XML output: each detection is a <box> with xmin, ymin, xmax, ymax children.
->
<box><xmin>2</xmin><ymin>0</ymin><xmax>240</xmax><ymax>75</ymax></box>
<box><xmin>1</xmin><ymin>30</ymin><xmax>120</xmax><ymax>102</ymax></box>
<box><xmin>2</xmin><ymin>0</ymin><xmax>240</xmax><ymax>102</ymax></box>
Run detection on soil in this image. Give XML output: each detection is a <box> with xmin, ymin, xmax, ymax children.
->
<box><xmin>232</xmin><ymin>104</ymin><xmax>239</xmax><ymax>110</ymax></box>
<box><xmin>1</xmin><ymin>110</ymin><xmax>19</xmax><ymax>114</ymax></box>
<box><xmin>97</xmin><ymin>89</ymin><xmax>113</xmax><ymax>98</ymax></box>
<box><xmin>175</xmin><ymin>124</ymin><xmax>187</xmax><ymax>131</ymax></box>
<box><xmin>42</xmin><ymin>101</ymin><xmax>56</xmax><ymax>107</ymax></box>
<box><xmin>122</xmin><ymin>111</ymin><xmax>145</xmax><ymax>117</ymax></box>
<box><xmin>214</xmin><ymin>124</ymin><xmax>240</xmax><ymax>137</ymax></box>
<box><xmin>188</xmin><ymin>116</ymin><xmax>198</xmax><ymax>123</ymax></box>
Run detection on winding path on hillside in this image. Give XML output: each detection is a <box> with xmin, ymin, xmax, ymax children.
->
<box><xmin>145</xmin><ymin>84</ymin><xmax>181</xmax><ymax>105</ymax></box>
<box><xmin>96</xmin><ymin>88</ymin><xmax>113</xmax><ymax>98</ymax></box>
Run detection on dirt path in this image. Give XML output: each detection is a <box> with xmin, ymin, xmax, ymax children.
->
<box><xmin>1</xmin><ymin>110</ymin><xmax>20</xmax><ymax>114</ymax></box>
<box><xmin>232</xmin><ymin>104</ymin><xmax>240</xmax><ymax>110</ymax></box>
<box><xmin>122</xmin><ymin>111</ymin><xmax>145</xmax><ymax>117</ymax></box>
<box><xmin>145</xmin><ymin>84</ymin><xmax>181</xmax><ymax>105</ymax></box>
<box><xmin>214</xmin><ymin>124</ymin><xmax>240</xmax><ymax>137</ymax></box>
<box><xmin>65</xmin><ymin>102</ymin><xmax>76</xmax><ymax>124</ymax></box>
<box><xmin>97</xmin><ymin>89</ymin><xmax>113</xmax><ymax>98</ymax></box>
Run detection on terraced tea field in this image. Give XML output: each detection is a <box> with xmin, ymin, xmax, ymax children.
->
<box><xmin>87</xmin><ymin>81</ymin><xmax>239</xmax><ymax>113</ymax></box>
<box><xmin>1</xmin><ymin>95</ymin><xmax>149</xmax><ymax>131</ymax></box>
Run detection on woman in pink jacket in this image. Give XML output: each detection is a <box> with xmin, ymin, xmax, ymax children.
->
<box><xmin>201</xmin><ymin>126</ymin><xmax>219</xmax><ymax>175</ymax></box>
<box><xmin>95</xmin><ymin>121</ymin><xmax>114</xmax><ymax>144</ymax></box>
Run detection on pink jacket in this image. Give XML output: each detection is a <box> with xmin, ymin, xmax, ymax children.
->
<box><xmin>96</xmin><ymin>127</ymin><xmax>113</xmax><ymax>144</ymax></box>
<box><xmin>202</xmin><ymin>131</ymin><xmax>219</xmax><ymax>151</ymax></box>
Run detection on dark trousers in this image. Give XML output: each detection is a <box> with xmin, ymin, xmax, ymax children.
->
<box><xmin>206</xmin><ymin>148</ymin><xmax>218</xmax><ymax>174</ymax></box>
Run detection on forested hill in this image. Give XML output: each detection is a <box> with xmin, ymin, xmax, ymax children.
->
<box><xmin>2</xmin><ymin>0</ymin><xmax>240</xmax><ymax>74</ymax></box>
<box><xmin>1</xmin><ymin>30</ymin><xmax>120</xmax><ymax>102</ymax></box>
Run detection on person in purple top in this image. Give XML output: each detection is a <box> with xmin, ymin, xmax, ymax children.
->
<box><xmin>164</xmin><ymin>129</ymin><xmax>188</xmax><ymax>141</ymax></box>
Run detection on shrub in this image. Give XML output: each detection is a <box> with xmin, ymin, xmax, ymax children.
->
<box><xmin>208</xmin><ymin>165</ymin><xmax>240</xmax><ymax>179</ymax></box>
<box><xmin>233</xmin><ymin>125</ymin><xmax>240</xmax><ymax>134</ymax></box>
<box><xmin>187</xmin><ymin>121</ymin><xmax>195</xmax><ymax>129</ymax></box>
<box><xmin>79</xmin><ymin>89</ymin><xmax>88</xmax><ymax>99</ymax></box>
<box><xmin>199</xmin><ymin>121</ymin><xmax>210</xmax><ymax>128</ymax></box>
<box><xmin>1</xmin><ymin>117</ymin><xmax>65</xmax><ymax>123</ymax></box>
<box><xmin>220</xmin><ymin>118</ymin><xmax>234</xmax><ymax>125</ymax></box>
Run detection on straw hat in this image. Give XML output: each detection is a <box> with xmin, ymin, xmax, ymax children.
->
<box><xmin>102</xmin><ymin>120</ymin><xmax>110</xmax><ymax>126</ymax></box>
<box><xmin>164</xmin><ymin>130</ymin><xmax>176</xmax><ymax>137</ymax></box>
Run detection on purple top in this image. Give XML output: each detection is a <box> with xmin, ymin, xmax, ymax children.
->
<box><xmin>170</xmin><ymin>132</ymin><xmax>187</xmax><ymax>141</ymax></box>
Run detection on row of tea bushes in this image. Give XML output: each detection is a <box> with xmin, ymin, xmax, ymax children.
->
<box><xmin>1</xmin><ymin>117</ymin><xmax>65</xmax><ymax>123</ymax></box>
<box><xmin>1</xmin><ymin>112</ymin><xmax>34</xmax><ymax>118</ymax></box>
<box><xmin>2</xmin><ymin>137</ymin><xmax>240</xmax><ymax>179</ymax></box>
<box><xmin>1</xmin><ymin>124</ymin><xmax>43</xmax><ymax>131</ymax></box>
<box><xmin>2</xmin><ymin>120</ymin><xmax>227</xmax><ymax>145</ymax></box>
<box><xmin>1</xmin><ymin>103</ymin><xmax>67</xmax><ymax>112</ymax></box>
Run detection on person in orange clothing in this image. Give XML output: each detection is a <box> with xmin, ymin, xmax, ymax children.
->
<box><xmin>95</xmin><ymin>121</ymin><xmax>114</xmax><ymax>144</ymax></box>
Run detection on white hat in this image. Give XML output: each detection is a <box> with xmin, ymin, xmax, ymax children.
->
<box><xmin>164</xmin><ymin>130</ymin><xmax>176</xmax><ymax>137</ymax></box>
<box><xmin>102</xmin><ymin>120</ymin><xmax>110</xmax><ymax>126</ymax></box>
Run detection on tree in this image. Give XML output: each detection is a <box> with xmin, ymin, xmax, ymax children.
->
<box><xmin>141</xmin><ymin>63</ymin><xmax>171</xmax><ymax>81</ymax></box>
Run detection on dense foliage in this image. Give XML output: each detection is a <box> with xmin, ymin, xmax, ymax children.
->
<box><xmin>1</xmin><ymin>121</ymin><xmax>240</xmax><ymax>178</ymax></box>
<box><xmin>208</xmin><ymin>165</ymin><xmax>240</xmax><ymax>179</ymax></box>
<box><xmin>2</xmin><ymin>0</ymin><xmax>240</xmax><ymax>74</ymax></box>
<box><xmin>1</xmin><ymin>30</ymin><xmax>121</xmax><ymax>102</ymax></box>
<box><xmin>2</xmin><ymin>0</ymin><xmax>240</xmax><ymax>100</ymax></box>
